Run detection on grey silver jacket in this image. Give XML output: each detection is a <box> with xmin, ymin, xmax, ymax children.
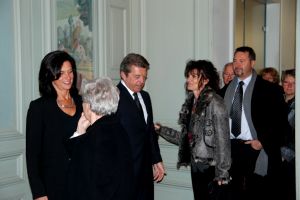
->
<box><xmin>158</xmin><ymin>87</ymin><xmax>231</xmax><ymax>181</ymax></box>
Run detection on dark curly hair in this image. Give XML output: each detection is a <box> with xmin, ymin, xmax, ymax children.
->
<box><xmin>184</xmin><ymin>60</ymin><xmax>220</xmax><ymax>91</ymax></box>
<box><xmin>38</xmin><ymin>50</ymin><xmax>78</xmax><ymax>98</ymax></box>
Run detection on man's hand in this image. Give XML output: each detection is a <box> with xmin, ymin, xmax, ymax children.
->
<box><xmin>245</xmin><ymin>139</ymin><xmax>263</xmax><ymax>150</ymax></box>
<box><xmin>153</xmin><ymin>162</ymin><xmax>166</xmax><ymax>183</ymax></box>
<box><xmin>35</xmin><ymin>196</ymin><xmax>48</xmax><ymax>200</ymax></box>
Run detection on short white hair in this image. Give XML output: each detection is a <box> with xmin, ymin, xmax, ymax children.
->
<box><xmin>80</xmin><ymin>77</ymin><xmax>119</xmax><ymax>115</ymax></box>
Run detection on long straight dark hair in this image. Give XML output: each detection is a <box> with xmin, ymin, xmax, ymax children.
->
<box><xmin>38</xmin><ymin>50</ymin><xmax>78</xmax><ymax>98</ymax></box>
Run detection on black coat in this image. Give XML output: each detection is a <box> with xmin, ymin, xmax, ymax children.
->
<box><xmin>26</xmin><ymin>96</ymin><xmax>82</xmax><ymax>200</ymax></box>
<box><xmin>66</xmin><ymin>114</ymin><xmax>134</xmax><ymax>200</ymax></box>
<box><xmin>116</xmin><ymin>82</ymin><xmax>162</xmax><ymax>200</ymax></box>
<box><xmin>249</xmin><ymin>76</ymin><xmax>288</xmax><ymax>175</ymax></box>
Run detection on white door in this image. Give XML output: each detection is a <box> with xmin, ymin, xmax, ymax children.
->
<box><xmin>106</xmin><ymin>0</ymin><xmax>130</xmax><ymax>82</ymax></box>
<box><xmin>0</xmin><ymin>0</ymin><xmax>31</xmax><ymax>199</ymax></box>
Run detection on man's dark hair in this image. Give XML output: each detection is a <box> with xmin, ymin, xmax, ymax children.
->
<box><xmin>120</xmin><ymin>53</ymin><xmax>150</xmax><ymax>75</ymax></box>
<box><xmin>234</xmin><ymin>46</ymin><xmax>256</xmax><ymax>61</ymax></box>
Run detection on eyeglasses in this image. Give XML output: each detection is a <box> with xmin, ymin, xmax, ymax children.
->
<box><xmin>223</xmin><ymin>73</ymin><xmax>235</xmax><ymax>77</ymax></box>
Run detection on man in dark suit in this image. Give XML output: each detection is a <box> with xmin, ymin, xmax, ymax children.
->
<box><xmin>220</xmin><ymin>46</ymin><xmax>288</xmax><ymax>200</ymax></box>
<box><xmin>116</xmin><ymin>53</ymin><xmax>165</xmax><ymax>200</ymax></box>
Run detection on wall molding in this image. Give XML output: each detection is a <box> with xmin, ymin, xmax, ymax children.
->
<box><xmin>95</xmin><ymin>0</ymin><xmax>107</xmax><ymax>77</ymax></box>
<box><xmin>41</xmin><ymin>0</ymin><xmax>53</xmax><ymax>53</ymax></box>
<box><xmin>140</xmin><ymin>0</ymin><xmax>146</xmax><ymax>55</ymax></box>
<box><xmin>0</xmin><ymin>151</ymin><xmax>25</xmax><ymax>187</ymax></box>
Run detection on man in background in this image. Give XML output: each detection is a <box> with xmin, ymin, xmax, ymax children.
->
<box><xmin>222</xmin><ymin>62</ymin><xmax>235</xmax><ymax>86</ymax></box>
<box><xmin>221</xmin><ymin>46</ymin><xmax>288</xmax><ymax>200</ymax></box>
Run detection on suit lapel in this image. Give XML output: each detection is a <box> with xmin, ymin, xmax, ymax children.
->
<box><xmin>117</xmin><ymin>82</ymin><xmax>147</xmax><ymax>125</ymax></box>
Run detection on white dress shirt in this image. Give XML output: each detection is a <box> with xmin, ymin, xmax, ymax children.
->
<box><xmin>121</xmin><ymin>80</ymin><xmax>148</xmax><ymax>122</ymax></box>
<box><xmin>230</xmin><ymin>75</ymin><xmax>253</xmax><ymax>140</ymax></box>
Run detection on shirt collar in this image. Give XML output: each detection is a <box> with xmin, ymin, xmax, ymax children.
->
<box><xmin>238</xmin><ymin>74</ymin><xmax>252</xmax><ymax>87</ymax></box>
<box><xmin>121</xmin><ymin>80</ymin><xmax>135</xmax><ymax>97</ymax></box>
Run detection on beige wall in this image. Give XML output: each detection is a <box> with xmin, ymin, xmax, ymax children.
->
<box><xmin>234</xmin><ymin>0</ymin><xmax>266</xmax><ymax>71</ymax></box>
<box><xmin>281</xmin><ymin>0</ymin><xmax>296</xmax><ymax>70</ymax></box>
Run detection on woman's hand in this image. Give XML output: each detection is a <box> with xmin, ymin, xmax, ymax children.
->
<box><xmin>217</xmin><ymin>179</ymin><xmax>229</xmax><ymax>185</ymax></box>
<box><xmin>154</xmin><ymin>123</ymin><xmax>161</xmax><ymax>131</ymax></box>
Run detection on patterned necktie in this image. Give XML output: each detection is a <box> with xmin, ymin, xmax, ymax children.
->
<box><xmin>230</xmin><ymin>81</ymin><xmax>244</xmax><ymax>137</ymax></box>
<box><xmin>133</xmin><ymin>93</ymin><xmax>144</xmax><ymax>118</ymax></box>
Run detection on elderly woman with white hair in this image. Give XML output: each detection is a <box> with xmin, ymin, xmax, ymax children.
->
<box><xmin>66</xmin><ymin>77</ymin><xmax>134</xmax><ymax>200</ymax></box>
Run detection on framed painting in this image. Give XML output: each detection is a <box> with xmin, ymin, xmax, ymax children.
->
<box><xmin>55</xmin><ymin>0</ymin><xmax>93</xmax><ymax>88</ymax></box>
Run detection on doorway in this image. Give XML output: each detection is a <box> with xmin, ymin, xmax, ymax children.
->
<box><xmin>234</xmin><ymin>0</ymin><xmax>296</xmax><ymax>73</ymax></box>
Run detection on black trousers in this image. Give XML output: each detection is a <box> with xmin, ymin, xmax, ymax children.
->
<box><xmin>191</xmin><ymin>163</ymin><xmax>214</xmax><ymax>200</ymax></box>
<box><xmin>191</xmin><ymin>162</ymin><xmax>230</xmax><ymax>200</ymax></box>
<box><xmin>230</xmin><ymin>139</ymin><xmax>266</xmax><ymax>200</ymax></box>
<box><xmin>281</xmin><ymin>159</ymin><xmax>296</xmax><ymax>200</ymax></box>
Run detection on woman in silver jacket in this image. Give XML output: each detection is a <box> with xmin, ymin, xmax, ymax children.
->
<box><xmin>155</xmin><ymin>60</ymin><xmax>231</xmax><ymax>200</ymax></box>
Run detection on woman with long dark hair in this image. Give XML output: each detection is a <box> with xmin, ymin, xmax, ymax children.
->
<box><xmin>26</xmin><ymin>50</ymin><xmax>83</xmax><ymax>200</ymax></box>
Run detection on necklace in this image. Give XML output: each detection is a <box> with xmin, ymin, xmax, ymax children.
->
<box><xmin>56</xmin><ymin>98</ymin><xmax>75</xmax><ymax>108</ymax></box>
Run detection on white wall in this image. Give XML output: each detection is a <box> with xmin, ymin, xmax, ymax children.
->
<box><xmin>212</xmin><ymin>0</ymin><xmax>235</xmax><ymax>69</ymax></box>
<box><xmin>145</xmin><ymin>1</ymin><xmax>206</xmax><ymax>198</ymax></box>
